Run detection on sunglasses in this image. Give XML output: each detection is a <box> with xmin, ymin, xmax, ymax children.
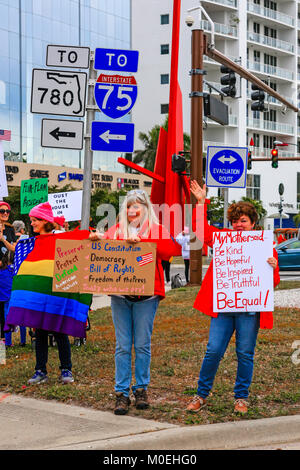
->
<box><xmin>0</xmin><ymin>209</ymin><xmax>11</xmax><ymax>214</ymax></box>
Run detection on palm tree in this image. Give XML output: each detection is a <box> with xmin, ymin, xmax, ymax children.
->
<box><xmin>133</xmin><ymin>116</ymin><xmax>190</xmax><ymax>171</ymax></box>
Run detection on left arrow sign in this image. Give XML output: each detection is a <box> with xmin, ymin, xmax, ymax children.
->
<box><xmin>41</xmin><ymin>119</ymin><xmax>84</xmax><ymax>150</ymax></box>
<box><xmin>91</xmin><ymin>121</ymin><xmax>134</xmax><ymax>153</ymax></box>
<box><xmin>50</xmin><ymin>127</ymin><xmax>76</xmax><ymax>141</ymax></box>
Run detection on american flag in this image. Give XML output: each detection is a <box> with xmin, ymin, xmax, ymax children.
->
<box><xmin>13</xmin><ymin>237</ymin><xmax>35</xmax><ymax>275</ymax></box>
<box><xmin>136</xmin><ymin>252</ymin><xmax>153</xmax><ymax>266</ymax></box>
<box><xmin>0</xmin><ymin>130</ymin><xmax>11</xmax><ymax>141</ymax></box>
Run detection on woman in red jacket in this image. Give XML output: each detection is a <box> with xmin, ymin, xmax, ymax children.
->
<box><xmin>90</xmin><ymin>189</ymin><xmax>179</xmax><ymax>415</ymax></box>
<box><xmin>186</xmin><ymin>180</ymin><xmax>280</xmax><ymax>415</ymax></box>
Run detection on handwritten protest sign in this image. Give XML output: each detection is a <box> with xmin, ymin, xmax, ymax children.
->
<box><xmin>213</xmin><ymin>230</ymin><xmax>274</xmax><ymax>313</ymax></box>
<box><xmin>0</xmin><ymin>143</ymin><xmax>8</xmax><ymax>197</ymax></box>
<box><xmin>48</xmin><ymin>190</ymin><xmax>82</xmax><ymax>221</ymax></box>
<box><xmin>53</xmin><ymin>239</ymin><xmax>156</xmax><ymax>296</ymax></box>
<box><xmin>20</xmin><ymin>178</ymin><xmax>48</xmax><ymax>214</ymax></box>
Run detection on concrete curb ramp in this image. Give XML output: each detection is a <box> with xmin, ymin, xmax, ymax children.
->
<box><xmin>0</xmin><ymin>394</ymin><xmax>299</xmax><ymax>450</ymax></box>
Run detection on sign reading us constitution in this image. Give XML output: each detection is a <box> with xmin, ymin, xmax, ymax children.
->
<box><xmin>213</xmin><ymin>230</ymin><xmax>274</xmax><ymax>313</ymax></box>
<box><xmin>52</xmin><ymin>239</ymin><xmax>156</xmax><ymax>296</ymax></box>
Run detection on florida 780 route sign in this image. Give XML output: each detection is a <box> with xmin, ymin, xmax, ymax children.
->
<box><xmin>31</xmin><ymin>68</ymin><xmax>87</xmax><ymax>117</ymax></box>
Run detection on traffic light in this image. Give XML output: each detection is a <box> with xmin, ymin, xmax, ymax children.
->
<box><xmin>171</xmin><ymin>153</ymin><xmax>186</xmax><ymax>175</ymax></box>
<box><xmin>271</xmin><ymin>148</ymin><xmax>278</xmax><ymax>168</ymax></box>
<box><xmin>220</xmin><ymin>65</ymin><xmax>236</xmax><ymax>98</ymax></box>
<box><xmin>247</xmin><ymin>150</ymin><xmax>252</xmax><ymax>170</ymax></box>
<box><xmin>251</xmin><ymin>83</ymin><xmax>265</xmax><ymax>112</ymax></box>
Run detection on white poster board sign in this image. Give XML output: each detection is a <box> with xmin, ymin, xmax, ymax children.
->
<box><xmin>0</xmin><ymin>142</ymin><xmax>8</xmax><ymax>197</ymax></box>
<box><xmin>48</xmin><ymin>190</ymin><xmax>82</xmax><ymax>222</ymax></box>
<box><xmin>213</xmin><ymin>230</ymin><xmax>274</xmax><ymax>313</ymax></box>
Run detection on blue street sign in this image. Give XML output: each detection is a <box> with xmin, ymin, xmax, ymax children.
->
<box><xmin>206</xmin><ymin>146</ymin><xmax>248</xmax><ymax>188</ymax></box>
<box><xmin>94</xmin><ymin>74</ymin><xmax>138</xmax><ymax>119</ymax></box>
<box><xmin>91</xmin><ymin>121</ymin><xmax>135</xmax><ymax>153</ymax></box>
<box><xmin>94</xmin><ymin>48</ymin><xmax>139</xmax><ymax>73</ymax></box>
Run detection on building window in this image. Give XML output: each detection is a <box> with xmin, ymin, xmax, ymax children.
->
<box><xmin>263</xmin><ymin>135</ymin><xmax>276</xmax><ymax>149</ymax></box>
<box><xmin>246</xmin><ymin>174</ymin><xmax>261</xmax><ymax>200</ymax></box>
<box><xmin>253</xmin><ymin>22</ymin><xmax>260</xmax><ymax>34</ymax></box>
<box><xmin>161</xmin><ymin>14</ymin><xmax>169</xmax><ymax>25</ymax></box>
<box><xmin>160</xmin><ymin>74</ymin><xmax>169</xmax><ymax>84</ymax></box>
<box><xmin>161</xmin><ymin>103</ymin><xmax>169</xmax><ymax>114</ymax></box>
<box><xmin>160</xmin><ymin>44</ymin><xmax>169</xmax><ymax>55</ymax></box>
<box><xmin>253</xmin><ymin>133</ymin><xmax>260</xmax><ymax>147</ymax></box>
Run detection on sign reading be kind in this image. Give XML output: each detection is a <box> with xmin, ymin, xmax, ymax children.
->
<box><xmin>213</xmin><ymin>230</ymin><xmax>274</xmax><ymax>313</ymax></box>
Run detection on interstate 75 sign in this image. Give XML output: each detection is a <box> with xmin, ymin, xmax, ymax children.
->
<box><xmin>94</xmin><ymin>74</ymin><xmax>137</xmax><ymax>119</ymax></box>
<box><xmin>31</xmin><ymin>69</ymin><xmax>87</xmax><ymax>117</ymax></box>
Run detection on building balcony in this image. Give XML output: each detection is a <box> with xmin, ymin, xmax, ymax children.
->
<box><xmin>247</xmin><ymin>32</ymin><xmax>294</xmax><ymax>54</ymax></box>
<box><xmin>201</xmin><ymin>0</ymin><xmax>237</xmax><ymax>9</ymax></box>
<box><xmin>252</xmin><ymin>147</ymin><xmax>299</xmax><ymax>158</ymax></box>
<box><xmin>206</xmin><ymin>115</ymin><xmax>238</xmax><ymax>126</ymax></box>
<box><xmin>247</xmin><ymin>118</ymin><xmax>294</xmax><ymax>135</ymax></box>
<box><xmin>247</xmin><ymin>1</ymin><xmax>294</xmax><ymax>28</ymax></box>
<box><xmin>200</xmin><ymin>20</ymin><xmax>237</xmax><ymax>38</ymax></box>
<box><xmin>247</xmin><ymin>60</ymin><xmax>293</xmax><ymax>81</ymax></box>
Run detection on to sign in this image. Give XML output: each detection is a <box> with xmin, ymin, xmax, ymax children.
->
<box><xmin>206</xmin><ymin>146</ymin><xmax>248</xmax><ymax>188</ymax></box>
<box><xmin>41</xmin><ymin>119</ymin><xmax>84</xmax><ymax>150</ymax></box>
<box><xmin>31</xmin><ymin>69</ymin><xmax>87</xmax><ymax>117</ymax></box>
<box><xmin>46</xmin><ymin>45</ymin><xmax>90</xmax><ymax>69</ymax></box>
<box><xmin>94</xmin><ymin>48</ymin><xmax>139</xmax><ymax>73</ymax></box>
<box><xmin>91</xmin><ymin>121</ymin><xmax>134</xmax><ymax>153</ymax></box>
<box><xmin>94</xmin><ymin>74</ymin><xmax>137</xmax><ymax>119</ymax></box>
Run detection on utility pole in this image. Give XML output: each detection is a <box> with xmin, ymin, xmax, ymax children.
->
<box><xmin>190</xmin><ymin>29</ymin><xmax>205</xmax><ymax>285</ymax></box>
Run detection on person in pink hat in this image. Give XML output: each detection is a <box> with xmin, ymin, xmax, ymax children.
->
<box><xmin>25</xmin><ymin>202</ymin><xmax>74</xmax><ymax>385</ymax></box>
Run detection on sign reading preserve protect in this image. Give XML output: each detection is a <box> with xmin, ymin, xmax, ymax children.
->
<box><xmin>213</xmin><ymin>230</ymin><xmax>274</xmax><ymax>313</ymax></box>
<box><xmin>53</xmin><ymin>239</ymin><xmax>156</xmax><ymax>296</ymax></box>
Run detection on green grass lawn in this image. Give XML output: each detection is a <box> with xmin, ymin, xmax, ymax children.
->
<box><xmin>1</xmin><ymin>285</ymin><xmax>299</xmax><ymax>425</ymax></box>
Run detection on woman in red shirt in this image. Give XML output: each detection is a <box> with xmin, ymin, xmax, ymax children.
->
<box><xmin>90</xmin><ymin>189</ymin><xmax>179</xmax><ymax>415</ymax></box>
<box><xmin>186</xmin><ymin>180</ymin><xmax>280</xmax><ymax>415</ymax></box>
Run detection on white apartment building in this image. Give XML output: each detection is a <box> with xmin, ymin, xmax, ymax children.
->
<box><xmin>131</xmin><ymin>0</ymin><xmax>300</xmax><ymax>228</ymax></box>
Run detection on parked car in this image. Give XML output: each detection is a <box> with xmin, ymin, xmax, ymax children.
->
<box><xmin>276</xmin><ymin>238</ymin><xmax>300</xmax><ymax>270</ymax></box>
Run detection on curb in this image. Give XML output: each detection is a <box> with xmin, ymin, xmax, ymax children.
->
<box><xmin>53</xmin><ymin>414</ymin><xmax>300</xmax><ymax>450</ymax></box>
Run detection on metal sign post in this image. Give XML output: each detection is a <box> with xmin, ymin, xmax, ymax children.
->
<box><xmin>81</xmin><ymin>51</ymin><xmax>97</xmax><ymax>230</ymax></box>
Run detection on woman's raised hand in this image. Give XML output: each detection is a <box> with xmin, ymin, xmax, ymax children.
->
<box><xmin>190</xmin><ymin>180</ymin><xmax>206</xmax><ymax>204</ymax></box>
<box><xmin>89</xmin><ymin>231</ymin><xmax>104</xmax><ymax>241</ymax></box>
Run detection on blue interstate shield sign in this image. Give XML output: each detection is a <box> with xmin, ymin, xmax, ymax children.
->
<box><xmin>91</xmin><ymin>121</ymin><xmax>135</xmax><ymax>153</ymax></box>
<box><xmin>94</xmin><ymin>74</ymin><xmax>138</xmax><ymax>119</ymax></box>
<box><xmin>209</xmin><ymin>149</ymin><xmax>245</xmax><ymax>186</ymax></box>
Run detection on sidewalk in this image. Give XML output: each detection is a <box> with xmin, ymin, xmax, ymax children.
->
<box><xmin>0</xmin><ymin>393</ymin><xmax>299</xmax><ymax>450</ymax></box>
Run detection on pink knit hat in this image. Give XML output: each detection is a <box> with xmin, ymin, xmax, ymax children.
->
<box><xmin>0</xmin><ymin>201</ymin><xmax>11</xmax><ymax>210</ymax></box>
<box><xmin>54</xmin><ymin>216</ymin><xmax>65</xmax><ymax>226</ymax></box>
<box><xmin>29</xmin><ymin>202</ymin><xmax>54</xmax><ymax>223</ymax></box>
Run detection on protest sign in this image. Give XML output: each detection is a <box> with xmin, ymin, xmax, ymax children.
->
<box><xmin>20</xmin><ymin>178</ymin><xmax>48</xmax><ymax>214</ymax></box>
<box><xmin>48</xmin><ymin>190</ymin><xmax>82</xmax><ymax>221</ymax></box>
<box><xmin>213</xmin><ymin>230</ymin><xmax>274</xmax><ymax>313</ymax></box>
<box><xmin>53</xmin><ymin>239</ymin><xmax>156</xmax><ymax>296</ymax></box>
<box><xmin>0</xmin><ymin>143</ymin><xmax>8</xmax><ymax>197</ymax></box>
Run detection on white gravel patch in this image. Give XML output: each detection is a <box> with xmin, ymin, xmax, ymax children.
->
<box><xmin>274</xmin><ymin>289</ymin><xmax>300</xmax><ymax>308</ymax></box>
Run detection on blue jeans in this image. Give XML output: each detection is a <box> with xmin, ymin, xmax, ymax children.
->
<box><xmin>197</xmin><ymin>312</ymin><xmax>260</xmax><ymax>399</ymax></box>
<box><xmin>4</xmin><ymin>301</ymin><xmax>26</xmax><ymax>346</ymax></box>
<box><xmin>111</xmin><ymin>295</ymin><xmax>159</xmax><ymax>397</ymax></box>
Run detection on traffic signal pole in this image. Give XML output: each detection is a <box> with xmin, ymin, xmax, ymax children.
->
<box><xmin>190</xmin><ymin>29</ymin><xmax>205</xmax><ymax>285</ymax></box>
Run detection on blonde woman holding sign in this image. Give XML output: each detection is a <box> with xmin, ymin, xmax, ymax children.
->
<box><xmin>90</xmin><ymin>189</ymin><xmax>179</xmax><ymax>415</ymax></box>
<box><xmin>186</xmin><ymin>180</ymin><xmax>280</xmax><ymax>414</ymax></box>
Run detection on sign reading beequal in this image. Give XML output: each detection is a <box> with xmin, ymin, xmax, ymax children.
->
<box><xmin>213</xmin><ymin>230</ymin><xmax>274</xmax><ymax>312</ymax></box>
<box><xmin>53</xmin><ymin>239</ymin><xmax>156</xmax><ymax>296</ymax></box>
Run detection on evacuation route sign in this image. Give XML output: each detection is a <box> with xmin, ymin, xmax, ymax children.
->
<box><xmin>20</xmin><ymin>178</ymin><xmax>48</xmax><ymax>214</ymax></box>
<box><xmin>206</xmin><ymin>146</ymin><xmax>248</xmax><ymax>188</ymax></box>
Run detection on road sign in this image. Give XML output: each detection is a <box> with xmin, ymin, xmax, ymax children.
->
<box><xmin>94</xmin><ymin>48</ymin><xmax>139</xmax><ymax>73</ymax></box>
<box><xmin>31</xmin><ymin>69</ymin><xmax>87</xmax><ymax>117</ymax></box>
<box><xmin>46</xmin><ymin>45</ymin><xmax>90</xmax><ymax>69</ymax></box>
<box><xmin>94</xmin><ymin>74</ymin><xmax>138</xmax><ymax>119</ymax></box>
<box><xmin>41</xmin><ymin>119</ymin><xmax>84</xmax><ymax>150</ymax></box>
<box><xmin>206</xmin><ymin>146</ymin><xmax>248</xmax><ymax>188</ymax></box>
<box><xmin>91</xmin><ymin>121</ymin><xmax>134</xmax><ymax>153</ymax></box>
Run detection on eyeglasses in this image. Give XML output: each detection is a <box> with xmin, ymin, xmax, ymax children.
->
<box><xmin>0</xmin><ymin>209</ymin><xmax>11</xmax><ymax>214</ymax></box>
<box><xmin>127</xmin><ymin>189</ymin><xmax>145</xmax><ymax>195</ymax></box>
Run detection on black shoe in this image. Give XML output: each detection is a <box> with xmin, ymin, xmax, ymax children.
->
<box><xmin>114</xmin><ymin>393</ymin><xmax>131</xmax><ymax>415</ymax></box>
<box><xmin>134</xmin><ymin>388</ymin><xmax>149</xmax><ymax>409</ymax></box>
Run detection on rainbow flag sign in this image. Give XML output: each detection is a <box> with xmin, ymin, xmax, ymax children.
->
<box><xmin>5</xmin><ymin>230</ymin><xmax>92</xmax><ymax>338</ymax></box>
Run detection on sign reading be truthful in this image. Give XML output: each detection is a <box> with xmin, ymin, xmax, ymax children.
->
<box><xmin>52</xmin><ymin>239</ymin><xmax>156</xmax><ymax>296</ymax></box>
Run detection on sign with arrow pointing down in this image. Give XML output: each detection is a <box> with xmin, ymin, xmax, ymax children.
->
<box><xmin>206</xmin><ymin>146</ymin><xmax>248</xmax><ymax>189</ymax></box>
<box><xmin>41</xmin><ymin>119</ymin><xmax>84</xmax><ymax>150</ymax></box>
<box><xmin>91</xmin><ymin>121</ymin><xmax>134</xmax><ymax>153</ymax></box>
